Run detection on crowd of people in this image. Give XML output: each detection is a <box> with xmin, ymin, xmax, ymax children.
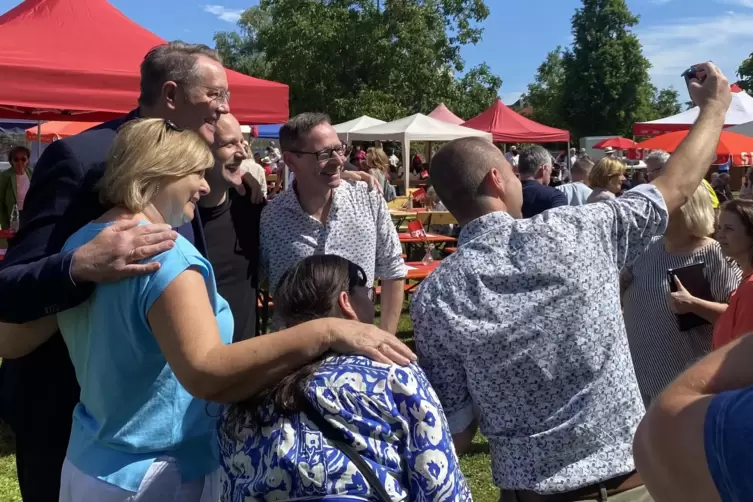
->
<box><xmin>0</xmin><ymin>40</ymin><xmax>749</xmax><ymax>502</ymax></box>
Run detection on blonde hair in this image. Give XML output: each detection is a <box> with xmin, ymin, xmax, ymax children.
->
<box><xmin>589</xmin><ymin>157</ymin><xmax>625</xmax><ymax>189</ymax></box>
<box><xmin>676</xmin><ymin>182</ymin><xmax>716</xmax><ymax>238</ymax></box>
<box><xmin>99</xmin><ymin>119</ymin><xmax>213</xmax><ymax>212</ymax></box>
<box><xmin>365</xmin><ymin>147</ymin><xmax>389</xmax><ymax>173</ymax></box>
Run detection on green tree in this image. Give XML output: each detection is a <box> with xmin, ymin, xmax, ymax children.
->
<box><xmin>213</xmin><ymin>0</ymin><xmax>501</xmax><ymax>123</ymax></box>
<box><xmin>560</xmin><ymin>0</ymin><xmax>656</xmax><ymax>139</ymax></box>
<box><xmin>737</xmin><ymin>53</ymin><xmax>753</xmax><ymax>94</ymax></box>
<box><xmin>650</xmin><ymin>87</ymin><xmax>682</xmax><ymax>119</ymax></box>
<box><xmin>522</xmin><ymin>47</ymin><xmax>567</xmax><ymax>130</ymax></box>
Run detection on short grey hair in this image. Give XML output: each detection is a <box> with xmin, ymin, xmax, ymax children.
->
<box><xmin>279</xmin><ymin>113</ymin><xmax>331</xmax><ymax>152</ymax></box>
<box><xmin>645</xmin><ymin>150</ymin><xmax>670</xmax><ymax>168</ymax></box>
<box><xmin>139</xmin><ymin>41</ymin><xmax>222</xmax><ymax>108</ymax></box>
<box><xmin>572</xmin><ymin>157</ymin><xmax>594</xmax><ymax>177</ymax></box>
<box><xmin>518</xmin><ymin>146</ymin><xmax>551</xmax><ymax>177</ymax></box>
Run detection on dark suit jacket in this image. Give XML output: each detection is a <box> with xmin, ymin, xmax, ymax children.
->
<box><xmin>521</xmin><ymin>179</ymin><xmax>568</xmax><ymax>218</ymax></box>
<box><xmin>0</xmin><ymin>110</ymin><xmax>206</xmax><ymax>431</ymax></box>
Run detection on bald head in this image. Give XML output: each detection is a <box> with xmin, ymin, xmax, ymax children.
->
<box><xmin>430</xmin><ymin>137</ymin><xmax>517</xmax><ymax>222</ymax></box>
<box><xmin>215</xmin><ymin>113</ymin><xmax>241</xmax><ymax>139</ymax></box>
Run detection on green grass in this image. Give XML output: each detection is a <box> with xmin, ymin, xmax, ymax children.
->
<box><xmin>0</xmin><ymin>310</ymin><xmax>499</xmax><ymax>501</ymax></box>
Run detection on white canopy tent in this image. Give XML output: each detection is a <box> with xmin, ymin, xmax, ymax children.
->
<box><xmin>348</xmin><ymin>113</ymin><xmax>493</xmax><ymax>195</ymax></box>
<box><xmin>728</xmin><ymin>120</ymin><xmax>753</xmax><ymax>137</ymax></box>
<box><xmin>634</xmin><ymin>86</ymin><xmax>753</xmax><ymax>136</ymax></box>
<box><xmin>333</xmin><ymin>115</ymin><xmax>386</xmax><ymax>143</ymax></box>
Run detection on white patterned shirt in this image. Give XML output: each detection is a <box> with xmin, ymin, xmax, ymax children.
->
<box><xmin>411</xmin><ymin>184</ymin><xmax>668</xmax><ymax>493</ymax></box>
<box><xmin>260</xmin><ymin>180</ymin><xmax>407</xmax><ymax>295</ymax></box>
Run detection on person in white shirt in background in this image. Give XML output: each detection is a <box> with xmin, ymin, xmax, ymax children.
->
<box><xmin>240</xmin><ymin>140</ymin><xmax>268</xmax><ymax>198</ymax></box>
<box><xmin>569</xmin><ymin>147</ymin><xmax>578</xmax><ymax>167</ymax></box>
<box><xmin>557</xmin><ymin>157</ymin><xmax>594</xmax><ymax>206</ymax></box>
<box><xmin>505</xmin><ymin>145</ymin><xmax>519</xmax><ymax>170</ymax></box>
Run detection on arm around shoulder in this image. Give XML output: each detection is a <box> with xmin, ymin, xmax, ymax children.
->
<box><xmin>0</xmin><ymin>316</ymin><xmax>59</xmax><ymax>359</ymax></box>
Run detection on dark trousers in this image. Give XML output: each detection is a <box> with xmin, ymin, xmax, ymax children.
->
<box><xmin>1</xmin><ymin>334</ymin><xmax>79</xmax><ymax>502</ymax></box>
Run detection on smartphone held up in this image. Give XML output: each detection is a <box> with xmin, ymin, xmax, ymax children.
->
<box><xmin>682</xmin><ymin>64</ymin><xmax>709</xmax><ymax>107</ymax></box>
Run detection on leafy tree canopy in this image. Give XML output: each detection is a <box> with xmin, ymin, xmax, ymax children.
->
<box><xmin>214</xmin><ymin>0</ymin><xmax>502</xmax><ymax>123</ymax></box>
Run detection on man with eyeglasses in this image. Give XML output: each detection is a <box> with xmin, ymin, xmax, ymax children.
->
<box><xmin>0</xmin><ymin>146</ymin><xmax>32</xmax><ymax>240</ymax></box>
<box><xmin>260</xmin><ymin>113</ymin><xmax>408</xmax><ymax>334</ymax></box>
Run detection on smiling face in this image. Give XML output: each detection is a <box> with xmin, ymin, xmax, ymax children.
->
<box><xmin>169</xmin><ymin>55</ymin><xmax>230</xmax><ymax>144</ymax></box>
<box><xmin>153</xmin><ymin>170</ymin><xmax>211</xmax><ymax>227</ymax></box>
<box><xmin>285</xmin><ymin>122</ymin><xmax>345</xmax><ymax>193</ymax></box>
<box><xmin>206</xmin><ymin>114</ymin><xmax>247</xmax><ymax>191</ymax></box>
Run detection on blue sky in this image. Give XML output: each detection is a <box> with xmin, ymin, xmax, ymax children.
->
<box><xmin>3</xmin><ymin>0</ymin><xmax>752</xmax><ymax>107</ymax></box>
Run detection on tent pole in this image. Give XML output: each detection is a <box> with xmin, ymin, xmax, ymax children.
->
<box><xmin>403</xmin><ymin>138</ymin><xmax>411</xmax><ymax>206</ymax></box>
<box><xmin>36</xmin><ymin>120</ymin><xmax>41</xmax><ymax>164</ymax></box>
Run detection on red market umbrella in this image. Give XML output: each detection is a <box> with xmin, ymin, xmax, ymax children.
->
<box><xmin>593</xmin><ymin>137</ymin><xmax>636</xmax><ymax>150</ymax></box>
<box><xmin>629</xmin><ymin>130</ymin><xmax>753</xmax><ymax>166</ymax></box>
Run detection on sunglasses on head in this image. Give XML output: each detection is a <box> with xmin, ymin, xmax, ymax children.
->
<box><xmin>347</xmin><ymin>261</ymin><xmax>375</xmax><ymax>301</ymax></box>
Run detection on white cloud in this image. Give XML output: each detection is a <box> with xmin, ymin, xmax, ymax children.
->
<box><xmin>716</xmin><ymin>0</ymin><xmax>753</xmax><ymax>8</ymax></box>
<box><xmin>636</xmin><ymin>11</ymin><xmax>753</xmax><ymax>91</ymax></box>
<box><xmin>501</xmin><ymin>92</ymin><xmax>523</xmax><ymax>105</ymax></box>
<box><xmin>203</xmin><ymin>4</ymin><xmax>243</xmax><ymax>23</ymax></box>
<box><xmin>651</xmin><ymin>0</ymin><xmax>674</xmax><ymax>5</ymax></box>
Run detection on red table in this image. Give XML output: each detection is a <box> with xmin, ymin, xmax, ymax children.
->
<box><xmin>398</xmin><ymin>233</ymin><xmax>456</xmax><ymax>244</ymax></box>
<box><xmin>405</xmin><ymin>260</ymin><xmax>440</xmax><ymax>280</ymax></box>
<box><xmin>0</xmin><ymin>230</ymin><xmax>15</xmax><ymax>260</ymax></box>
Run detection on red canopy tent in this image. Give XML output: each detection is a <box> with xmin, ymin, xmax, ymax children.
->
<box><xmin>427</xmin><ymin>103</ymin><xmax>464</xmax><ymax>125</ymax></box>
<box><xmin>25</xmin><ymin>121</ymin><xmax>103</xmax><ymax>143</ymax></box>
<box><xmin>462</xmin><ymin>98</ymin><xmax>570</xmax><ymax>143</ymax></box>
<box><xmin>0</xmin><ymin>0</ymin><xmax>288</xmax><ymax>124</ymax></box>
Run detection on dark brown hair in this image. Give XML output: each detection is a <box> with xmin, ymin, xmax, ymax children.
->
<box><xmin>720</xmin><ymin>199</ymin><xmax>753</xmax><ymax>266</ymax></box>
<box><xmin>7</xmin><ymin>146</ymin><xmax>30</xmax><ymax>163</ymax></box>
<box><xmin>279</xmin><ymin>112</ymin><xmax>331</xmax><ymax>153</ymax></box>
<box><xmin>222</xmin><ymin>255</ymin><xmax>367</xmax><ymax>433</ymax></box>
<box><xmin>138</xmin><ymin>41</ymin><xmax>222</xmax><ymax>108</ymax></box>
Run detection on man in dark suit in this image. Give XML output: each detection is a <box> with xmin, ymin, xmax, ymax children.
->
<box><xmin>518</xmin><ymin>145</ymin><xmax>567</xmax><ymax>218</ymax></box>
<box><xmin>0</xmin><ymin>41</ymin><xmax>230</xmax><ymax>501</ymax></box>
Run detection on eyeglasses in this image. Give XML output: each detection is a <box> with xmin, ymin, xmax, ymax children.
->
<box><xmin>347</xmin><ymin>261</ymin><xmax>374</xmax><ymax>302</ymax></box>
<box><xmin>12</xmin><ymin>157</ymin><xmax>28</xmax><ymax>163</ymax></box>
<box><xmin>164</xmin><ymin>120</ymin><xmax>183</xmax><ymax>132</ymax></box>
<box><xmin>189</xmin><ymin>84</ymin><xmax>231</xmax><ymax>104</ymax></box>
<box><xmin>290</xmin><ymin>144</ymin><xmax>346</xmax><ymax>163</ymax></box>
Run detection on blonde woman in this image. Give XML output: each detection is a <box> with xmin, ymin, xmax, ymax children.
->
<box><xmin>0</xmin><ymin>119</ymin><xmax>412</xmax><ymax>502</ymax></box>
<box><xmin>586</xmin><ymin>157</ymin><xmax>626</xmax><ymax>203</ymax></box>
<box><xmin>365</xmin><ymin>146</ymin><xmax>389</xmax><ymax>189</ymax></box>
<box><xmin>622</xmin><ymin>183</ymin><xmax>741</xmax><ymax>405</ymax></box>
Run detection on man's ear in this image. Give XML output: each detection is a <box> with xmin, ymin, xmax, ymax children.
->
<box><xmin>162</xmin><ymin>81</ymin><xmax>179</xmax><ymax>111</ymax></box>
<box><xmin>483</xmin><ymin>168</ymin><xmax>506</xmax><ymax>199</ymax></box>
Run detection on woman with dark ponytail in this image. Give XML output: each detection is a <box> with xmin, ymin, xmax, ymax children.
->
<box><xmin>219</xmin><ymin>254</ymin><xmax>471</xmax><ymax>501</ymax></box>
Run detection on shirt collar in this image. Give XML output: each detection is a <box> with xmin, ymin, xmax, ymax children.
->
<box><xmin>277</xmin><ymin>181</ymin><xmax>344</xmax><ymax>216</ymax></box>
<box><xmin>458</xmin><ymin>210</ymin><xmax>514</xmax><ymax>245</ymax></box>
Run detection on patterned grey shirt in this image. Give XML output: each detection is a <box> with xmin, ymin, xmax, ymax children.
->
<box><xmin>411</xmin><ymin>184</ymin><xmax>668</xmax><ymax>493</ymax></box>
<box><xmin>260</xmin><ymin>180</ymin><xmax>407</xmax><ymax>295</ymax></box>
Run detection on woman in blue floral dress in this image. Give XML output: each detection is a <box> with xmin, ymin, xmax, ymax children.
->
<box><xmin>218</xmin><ymin>255</ymin><xmax>472</xmax><ymax>501</ymax></box>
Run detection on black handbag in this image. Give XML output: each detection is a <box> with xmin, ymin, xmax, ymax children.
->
<box><xmin>302</xmin><ymin>399</ymin><xmax>394</xmax><ymax>502</ymax></box>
